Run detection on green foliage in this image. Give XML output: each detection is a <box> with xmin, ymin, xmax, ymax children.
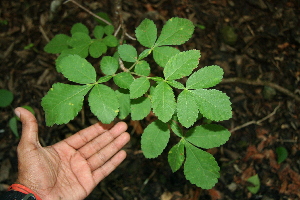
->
<box><xmin>135</xmin><ymin>18</ymin><xmax>157</xmax><ymax>48</ymax></box>
<box><xmin>0</xmin><ymin>89</ymin><xmax>13</xmax><ymax>107</ymax></box>
<box><xmin>89</xmin><ymin>84</ymin><xmax>119</xmax><ymax>124</ymax></box>
<box><xmin>184</xmin><ymin>142</ymin><xmax>220</xmax><ymax>189</ymax></box>
<box><xmin>44</xmin><ymin>23</ymin><xmax>118</xmax><ymax>59</ymax></box>
<box><xmin>247</xmin><ymin>174</ymin><xmax>260</xmax><ymax>194</ymax></box>
<box><xmin>42</xmin><ymin>17</ymin><xmax>232</xmax><ymax>189</ymax></box>
<box><xmin>276</xmin><ymin>146</ymin><xmax>288</xmax><ymax>164</ymax></box>
<box><xmin>141</xmin><ymin>120</ymin><xmax>170</xmax><ymax>158</ymax></box>
<box><xmin>168</xmin><ymin>140</ymin><xmax>185</xmax><ymax>172</ymax></box>
<box><xmin>9</xmin><ymin>117</ymin><xmax>18</xmax><ymax>138</ymax></box>
<box><xmin>0</xmin><ymin>89</ymin><xmax>35</xmax><ymax>137</ymax></box>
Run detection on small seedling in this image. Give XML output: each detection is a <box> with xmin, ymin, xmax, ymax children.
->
<box><xmin>0</xmin><ymin>89</ymin><xmax>14</xmax><ymax>108</ymax></box>
<box><xmin>247</xmin><ymin>174</ymin><xmax>260</xmax><ymax>194</ymax></box>
<box><xmin>43</xmin><ymin>17</ymin><xmax>232</xmax><ymax>189</ymax></box>
<box><xmin>0</xmin><ymin>89</ymin><xmax>35</xmax><ymax>138</ymax></box>
<box><xmin>276</xmin><ymin>146</ymin><xmax>288</xmax><ymax>163</ymax></box>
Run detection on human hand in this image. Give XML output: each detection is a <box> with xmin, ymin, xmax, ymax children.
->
<box><xmin>14</xmin><ymin>107</ymin><xmax>130</xmax><ymax>200</ymax></box>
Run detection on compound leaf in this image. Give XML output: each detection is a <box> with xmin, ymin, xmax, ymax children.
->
<box><xmin>155</xmin><ymin>17</ymin><xmax>194</xmax><ymax>46</ymax></box>
<box><xmin>58</xmin><ymin>55</ymin><xmax>96</xmax><ymax>84</ymax></box>
<box><xmin>131</xmin><ymin>97</ymin><xmax>151</xmax><ymax>120</ymax></box>
<box><xmin>0</xmin><ymin>89</ymin><xmax>13</xmax><ymax>107</ymax></box>
<box><xmin>89</xmin><ymin>40</ymin><xmax>107</xmax><ymax>58</ymax></box>
<box><xmin>153</xmin><ymin>46</ymin><xmax>180</xmax><ymax>68</ymax></box>
<box><xmin>177</xmin><ymin>90</ymin><xmax>198</xmax><ymax>128</ymax></box>
<box><xmin>169</xmin><ymin>115</ymin><xmax>183</xmax><ymax>137</ymax></box>
<box><xmin>68</xmin><ymin>32</ymin><xmax>91</xmax><ymax>47</ymax></box>
<box><xmin>42</xmin><ymin>83</ymin><xmax>92</xmax><ymax>126</ymax></box>
<box><xmin>185</xmin><ymin>124</ymin><xmax>231</xmax><ymax>149</ymax></box>
<box><xmin>141</xmin><ymin>120</ymin><xmax>170</xmax><ymax>158</ymax></box>
<box><xmin>118</xmin><ymin>44</ymin><xmax>137</xmax><ymax>62</ymax></box>
<box><xmin>152</xmin><ymin>82</ymin><xmax>176</xmax><ymax>122</ymax></box>
<box><xmin>167</xmin><ymin>80</ymin><xmax>185</xmax><ymax>89</ymax></box>
<box><xmin>67</xmin><ymin>32</ymin><xmax>91</xmax><ymax>58</ymax></box>
<box><xmin>97</xmin><ymin>75</ymin><xmax>112</xmax><ymax>83</ymax></box>
<box><xmin>89</xmin><ymin>84</ymin><xmax>119</xmax><ymax>124</ymax></box>
<box><xmin>103</xmin><ymin>35</ymin><xmax>118</xmax><ymax>47</ymax></box>
<box><xmin>149</xmin><ymin>77</ymin><xmax>164</xmax><ymax>82</ymax></box>
<box><xmin>115</xmin><ymin>88</ymin><xmax>130</xmax><ymax>119</ymax></box>
<box><xmin>130</xmin><ymin>77</ymin><xmax>150</xmax><ymax>99</ymax></box>
<box><xmin>113</xmin><ymin>72</ymin><xmax>134</xmax><ymax>89</ymax></box>
<box><xmin>191</xmin><ymin>89</ymin><xmax>232</xmax><ymax>121</ymax></box>
<box><xmin>186</xmin><ymin>65</ymin><xmax>224</xmax><ymax>89</ymax></box>
<box><xmin>134</xmin><ymin>60</ymin><xmax>150</xmax><ymax>76</ymax></box>
<box><xmin>104</xmin><ymin>25</ymin><xmax>114</xmax><ymax>35</ymax></box>
<box><xmin>44</xmin><ymin>34</ymin><xmax>70</xmax><ymax>54</ymax></box>
<box><xmin>100</xmin><ymin>56</ymin><xmax>119</xmax><ymax>75</ymax></box>
<box><xmin>93</xmin><ymin>25</ymin><xmax>104</xmax><ymax>39</ymax></box>
<box><xmin>168</xmin><ymin>140</ymin><xmax>185</xmax><ymax>172</ymax></box>
<box><xmin>71</xmin><ymin>23</ymin><xmax>89</xmax><ymax>35</ymax></box>
<box><xmin>184</xmin><ymin>142</ymin><xmax>220</xmax><ymax>189</ymax></box>
<box><xmin>164</xmin><ymin>50</ymin><xmax>200</xmax><ymax>80</ymax></box>
<box><xmin>135</xmin><ymin>18</ymin><xmax>157</xmax><ymax>48</ymax></box>
<box><xmin>138</xmin><ymin>49</ymin><xmax>152</xmax><ymax>60</ymax></box>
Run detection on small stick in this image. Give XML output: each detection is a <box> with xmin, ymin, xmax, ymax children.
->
<box><xmin>64</xmin><ymin>0</ymin><xmax>112</xmax><ymax>26</ymax></box>
<box><xmin>230</xmin><ymin>103</ymin><xmax>281</xmax><ymax>133</ymax></box>
<box><xmin>118</xmin><ymin>58</ymin><xmax>128</xmax><ymax>72</ymax></box>
<box><xmin>39</xmin><ymin>26</ymin><xmax>50</xmax><ymax>43</ymax></box>
<box><xmin>222</xmin><ymin>77</ymin><xmax>300</xmax><ymax>102</ymax></box>
<box><xmin>64</xmin><ymin>0</ymin><xmax>136</xmax><ymax>40</ymax></box>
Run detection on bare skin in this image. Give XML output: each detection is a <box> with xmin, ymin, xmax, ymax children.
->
<box><xmin>14</xmin><ymin>107</ymin><xmax>130</xmax><ymax>200</ymax></box>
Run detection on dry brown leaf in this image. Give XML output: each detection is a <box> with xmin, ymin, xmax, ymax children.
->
<box><xmin>241</xmin><ymin>166</ymin><xmax>255</xmax><ymax>181</ymax></box>
<box><xmin>208</xmin><ymin>188</ymin><xmax>222</xmax><ymax>200</ymax></box>
<box><xmin>160</xmin><ymin>191</ymin><xmax>173</xmax><ymax>200</ymax></box>
<box><xmin>130</xmin><ymin>120</ymin><xmax>144</xmax><ymax>134</ymax></box>
<box><xmin>263</xmin><ymin>149</ymin><xmax>280</xmax><ymax>170</ymax></box>
<box><xmin>243</xmin><ymin>145</ymin><xmax>264</xmax><ymax>161</ymax></box>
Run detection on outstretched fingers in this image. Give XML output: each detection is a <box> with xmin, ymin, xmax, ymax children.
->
<box><xmin>77</xmin><ymin>122</ymin><xmax>128</xmax><ymax>159</ymax></box>
<box><xmin>92</xmin><ymin>150</ymin><xmax>127</xmax><ymax>183</ymax></box>
<box><xmin>87</xmin><ymin>132</ymin><xmax>130</xmax><ymax>172</ymax></box>
<box><xmin>62</xmin><ymin>122</ymin><xmax>126</xmax><ymax>150</ymax></box>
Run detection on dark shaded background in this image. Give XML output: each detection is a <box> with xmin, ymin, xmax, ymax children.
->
<box><xmin>0</xmin><ymin>0</ymin><xmax>300</xmax><ymax>199</ymax></box>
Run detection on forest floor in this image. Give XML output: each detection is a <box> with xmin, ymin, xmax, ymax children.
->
<box><xmin>0</xmin><ymin>0</ymin><xmax>300</xmax><ymax>199</ymax></box>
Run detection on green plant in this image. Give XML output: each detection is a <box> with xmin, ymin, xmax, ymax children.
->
<box><xmin>0</xmin><ymin>89</ymin><xmax>35</xmax><ymax>138</ymax></box>
<box><xmin>247</xmin><ymin>174</ymin><xmax>260</xmax><ymax>194</ymax></box>
<box><xmin>276</xmin><ymin>146</ymin><xmax>288</xmax><ymax>163</ymax></box>
<box><xmin>42</xmin><ymin>17</ymin><xmax>232</xmax><ymax>189</ymax></box>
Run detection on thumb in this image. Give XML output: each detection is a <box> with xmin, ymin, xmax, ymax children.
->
<box><xmin>15</xmin><ymin>107</ymin><xmax>40</xmax><ymax>149</ymax></box>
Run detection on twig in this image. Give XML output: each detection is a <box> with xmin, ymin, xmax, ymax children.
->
<box><xmin>222</xmin><ymin>77</ymin><xmax>300</xmax><ymax>102</ymax></box>
<box><xmin>65</xmin><ymin>0</ymin><xmax>135</xmax><ymax>41</ymax></box>
<box><xmin>118</xmin><ymin>58</ymin><xmax>128</xmax><ymax>72</ymax></box>
<box><xmin>39</xmin><ymin>26</ymin><xmax>50</xmax><ymax>43</ymax></box>
<box><xmin>113</xmin><ymin>0</ymin><xmax>136</xmax><ymax>42</ymax></box>
<box><xmin>141</xmin><ymin>170</ymin><xmax>156</xmax><ymax>191</ymax></box>
<box><xmin>114</xmin><ymin>24</ymin><xmax>121</xmax><ymax>37</ymax></box>
<box><xmin>230</xmin><ymin>103</ymin><xmax>282</xmax><ymax>133</ymax></box>
<box><xmin>113</xmin><ymin>0</ymin><xmax>125</xmax><ymax>43</ymax></box>
<box><xmin>64</xmin><ymin>0</ymin><xmax>112</xmax><ymax>26</ymax></box>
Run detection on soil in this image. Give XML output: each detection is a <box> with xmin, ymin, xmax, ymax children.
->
<box><xmin>0</xmin><ymin>0</ymin><xmax>300</xmax><ymax>199</ymax></box>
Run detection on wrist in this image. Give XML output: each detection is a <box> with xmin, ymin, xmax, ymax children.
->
<box><xmin>8</xmin><ymin>184</ymin><xmax>42</xmax><ymax>200</ymax></box>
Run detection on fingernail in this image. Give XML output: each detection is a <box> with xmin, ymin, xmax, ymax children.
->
<box><xmin>14</xmin><ymin>109</ymin><xmax>21</xmax><ymax>118</ymax></box>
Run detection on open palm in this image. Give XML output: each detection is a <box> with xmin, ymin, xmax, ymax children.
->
<box><xmin>15</xmin><ymin>107</ymin><xmax>130</xmax><ymax>200</ymax></box>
